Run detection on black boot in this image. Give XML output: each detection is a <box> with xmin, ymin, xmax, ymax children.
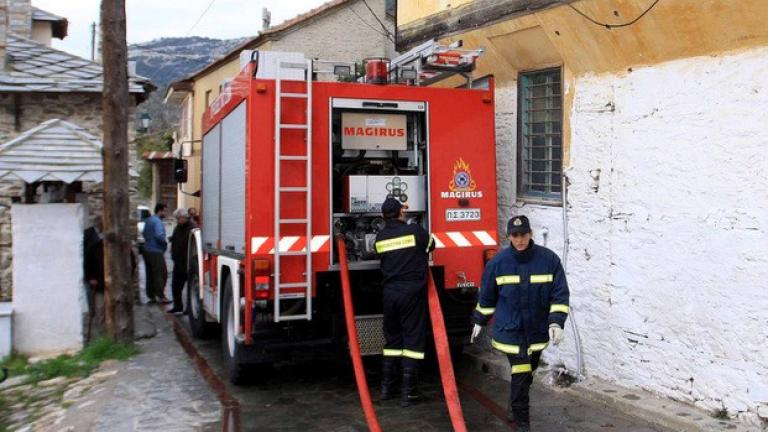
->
<box><xmin>400</xmin><ymin>366</ymin><xmax>423</xmax><ymax>407</ymax></box>
<box><xmin>507</xmin><ymin>372</ymin><xmax>531</xmax><ymax>430</ymax></box>
<box><xmin>381</xmin><ymin>357</ymin><xmax>400</xmax><ymax>400</ymax></box>
<box><xmin>507</xmin><ymin>404</ymin><xmax>530</xmax><ymax>431</ymax></box>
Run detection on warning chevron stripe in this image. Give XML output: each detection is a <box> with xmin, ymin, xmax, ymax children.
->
<box><xmin>250</xmin><ymin>231</ymin><xmax>495</xmax><ymax>255</ymax></box>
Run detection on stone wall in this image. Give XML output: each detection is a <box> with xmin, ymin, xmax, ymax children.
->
<box><xmin>0</xmin><ymin>91</ymin><xmax>143</xmax><ymax>301</ymax></box>
<box><xmin>270</xmin><ymin>0</ymin><xmax>396</xmax><ymax>64</ymax></box>
<box><xmin>492</xmin><ymin>47</ymin><xmax>768</xmax><ymax>425</ymax></box>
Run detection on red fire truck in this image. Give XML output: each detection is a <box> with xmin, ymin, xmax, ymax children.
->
<box><xmin>184</xmin><ymin>44</ymin><xmax>498</xmax><ymax>383</ymax></box>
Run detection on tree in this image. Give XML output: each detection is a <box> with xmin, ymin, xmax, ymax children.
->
<box><xmin>101</xmin><ymin>0</ymin><xmax>134</xmax><ymax>343</ymax></box>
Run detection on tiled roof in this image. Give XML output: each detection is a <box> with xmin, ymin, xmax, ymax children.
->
<box><xmin>31</xmin><ymin>7</ymin><xmax>65</xmax><ymax>22</ymax></box>
<box><xmin>0</xmin><ymin>34</ymin><xmax>153</xmax><ymax>95</ymax></box>
<box><xmin>0</xmin><ymin>119</ymin><xmax>136</xmax><ymax>183</ymax></box>
<box><xmin>176</xmin><ymin>0</ymin><xmax>354</xmax><ymax>83</ymax></box>
<box><xmin>262</xmin><ymin>0</ymin><xmax>351</xmax><ymax>35</ymax></box>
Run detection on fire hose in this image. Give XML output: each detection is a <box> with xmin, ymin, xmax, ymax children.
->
<box><xmin>336</xmin><ymin>235</ymin><xmax>382</xmax><ymax>432</ymax></box>
<box><xmin>336</xmin><ymin>234</ymin><xmax>467</xmax><ymax>432</ymax></box>
<box><xmin>427</xmin><ymin>269</ymin><xmax>468</xmax><ymax>432</ymax></box>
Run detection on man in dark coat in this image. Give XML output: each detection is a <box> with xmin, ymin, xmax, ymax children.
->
<box><xmin>83</xmin><ymin>216</ymin><xmax>105</xmax><ymax>339</ymax></box>
<box><xmin>168</xmin><ymin>208</ymin><xmax>193</xmax><ymax>314</ymax></box>
<box><xmin>471</xmin><ymin>215</ymin><xmax>570</xmax><ymax>431</ymax></box>
<box><xmin>375</xmin><ymin>198</ymin><xmax>435</xmax><ymax>407</ymax></box>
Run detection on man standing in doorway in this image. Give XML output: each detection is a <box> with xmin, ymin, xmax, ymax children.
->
<box><xmin>471</xmin><ymin>215</ymin><xmax>570</xmax><ymax>432</ymax></box>
<box><xmin>168</xmin><ymin>208</ymin><xmax>193</xmax><ymax>314</ymax></box>
<box><xmin>142</xmin><ymin>203</ymin><xmax>169</xmax><ymax>304</ymax></box>
<box><xmin>375</xmin><ymin>197</ymin><xmax>435</xmax><ymax>407</ymax></box>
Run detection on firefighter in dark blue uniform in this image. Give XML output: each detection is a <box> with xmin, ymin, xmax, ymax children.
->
<box><xmin>471</xmin><ymin>215</ymin><xmax>569</xmax><ymax>431</ymax></box>
<box><xmin>375</xmin><ymin>197</ymin><xmax>435</xmax><ymax>407</ymax></box>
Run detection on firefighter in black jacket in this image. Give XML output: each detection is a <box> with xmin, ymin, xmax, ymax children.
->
<box><xmin>375</xmin><ymin>197</ymin><xmax>435</xmax><ymax>407</ymax></box>
<box><xmin>471</xmin><ymin>215</ymin><xmax>570</xmax><ymax>432</ymax></box>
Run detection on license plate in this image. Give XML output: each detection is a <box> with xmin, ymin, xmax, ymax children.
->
<box><xmin>445</xmin><ymin>208</ymin><xmax>481</xmax><ymax>222</ymax></box>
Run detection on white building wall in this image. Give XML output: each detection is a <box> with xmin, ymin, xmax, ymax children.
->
<box><xmin>11</xmin><ymin>204</ymin><xmax>87</xmax><ymax>356</ymax></box>
<box><xmin>493</xmin><ymin>47</ymin><xmax>768</xmax><ymax>425</ymax></box>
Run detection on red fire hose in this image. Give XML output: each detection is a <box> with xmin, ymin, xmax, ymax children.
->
<box><xmin>336</xmin><ymin>235</ymin><xmax>382</xmax><ymax>432</ymax></box>
<box><xmin>427</xmin><ymin>269</ymin><xmax>468</xmax><ymax>432</ymax></box>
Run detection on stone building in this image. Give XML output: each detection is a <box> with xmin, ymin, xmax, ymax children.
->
<box><xmin>0</xmin><ymin>0</ymin><xmax>154</xmax><ymax>300</ymax></box>
<box><xmin>165</xmin><ymin>0</ymin><xmax>396</xmax><ymax>211</ymax></box>
<box><xmin>397</xmin><ymin>0</ymin><xmax>768</xmax><ymax>426</ymax></box>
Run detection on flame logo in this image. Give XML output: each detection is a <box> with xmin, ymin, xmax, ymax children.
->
<box><xmin>448</xmin><ymin>158</ymin><xmax>476</xmax><ymax>192</ymax></box>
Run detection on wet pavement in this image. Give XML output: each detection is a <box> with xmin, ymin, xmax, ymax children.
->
<box><xmin>177</xmin><ymin>315</ymin><xmax>668</xmax><ymax>432</ymax></box>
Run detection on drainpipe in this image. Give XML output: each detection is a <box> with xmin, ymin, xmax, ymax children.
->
<box><xmin>562</xmin><ymin>170</ymin><xmax>585</xmax><ymax>380</ymax></box>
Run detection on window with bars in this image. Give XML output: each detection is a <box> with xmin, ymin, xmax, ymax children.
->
<box><xmin>518</xmin><ymin>68</ymin><xmax>563</xmax><ymax>201</ymax></box>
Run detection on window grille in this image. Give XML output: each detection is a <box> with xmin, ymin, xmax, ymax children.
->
<box><xmin>518</xmin><ymin>68</ymin><xmax>563</xmax><ymax>201</ymax></box>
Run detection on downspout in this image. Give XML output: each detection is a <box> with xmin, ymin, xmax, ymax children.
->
<box><xmin>562</xmin><ymin>171</ymin><xmax>585</xmax><ymax>379</ymax></box>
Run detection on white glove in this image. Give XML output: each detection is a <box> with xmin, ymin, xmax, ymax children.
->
<box><xmin>549</xmin><ymin>324</ymin><xmax>564</xmax><ymax>345</ymax></box>
<box><xmin>470</xmin><ymin>324</ymin><xmax>483</xmax><ymax>344</ymax></box>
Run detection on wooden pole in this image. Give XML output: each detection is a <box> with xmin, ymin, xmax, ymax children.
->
<box><xmin>100</xmin><ymin>0</ymin><xmax>134</xmax><ymax>343</ymax></box>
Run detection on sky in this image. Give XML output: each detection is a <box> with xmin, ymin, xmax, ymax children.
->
<box><xmin>32</xmin><ymin>0</ymin><xmax>331</xmax><ymax>59</ymax></box>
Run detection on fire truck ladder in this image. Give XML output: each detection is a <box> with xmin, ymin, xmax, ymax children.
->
<box><xmin>274</xmin><ymin>58</ymin><xmax>313</xmax><ymax>322</ymax></box>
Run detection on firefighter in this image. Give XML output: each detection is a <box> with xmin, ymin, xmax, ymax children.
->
<box><xmin>375</xmin><ymin>197</ymin><xmax>435</xmax><ymax>407</ymax></box>
<box><xmin>471</xmin><ymin>215</ymin><xmax>569</xmax><ymax>432</ymax></box>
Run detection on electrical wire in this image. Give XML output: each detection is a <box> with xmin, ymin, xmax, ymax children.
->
<box><xmin>186</xmin><ymin>0</ymin><xmax>218</xmax><ymax>36</ymax></box>
<box><xmin>361</xmin><ymin>0</ymin><xmax>395</xmax><ymax>41</ymax></box>
<box><xmin>566</xmin><ymin>0</ymin><xmax>660</xmax><ymax>29</ymax></box>
<box><xmin>349</xmin><ymin>4</ymin><xmax>394</xmax><ymax>42</ymax></box>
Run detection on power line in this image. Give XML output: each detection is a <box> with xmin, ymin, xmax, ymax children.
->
<box><xmin>350</xmin><ymin>4</ymin><xmax>394</xmax><ymax>42</ymax></box>
<box><xmin>186</xmin><ymin>0</ymin><xmax>218</xmax><ymax>36</ymax></box>
<box><xmin>566</xmin><ymin>0</ymin><xmax>660</xmax><ymax>29</ymax></box>
<box><xmin>361</xmin><ymin>0</ymin><xmax>395</xmax><ymax>41</ymax></box>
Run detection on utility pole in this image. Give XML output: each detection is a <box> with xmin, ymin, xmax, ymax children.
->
<box><xmin>90</xmin><ymin>22</ymin><xmax>96</xmax><ymax>61</ymax></box>
<box><xmin>100</xmin><ymin>0</ymin><xmax>134</xmax><ymax>343</ymax></box>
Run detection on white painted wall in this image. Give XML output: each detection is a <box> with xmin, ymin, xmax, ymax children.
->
<box><xmin>493</xmin><ymin>47</ymin><xmax>768</xmax><ymax>425</ymax></box>
<box><xmin>11</xmin><ymin>204</ymin><xmax>86</xmax><ymax>356</ymax></box>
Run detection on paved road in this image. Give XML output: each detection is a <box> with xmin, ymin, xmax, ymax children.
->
<box><xmin>176</xmin><ymin>316</ymin><xmax>666</xmax><ymax>432</ymax></box>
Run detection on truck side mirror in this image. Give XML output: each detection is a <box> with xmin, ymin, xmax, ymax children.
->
<box><xmin>174</xmin><ymin>158</ymin><xmax>188</xmax><ymax>184</ymax></box>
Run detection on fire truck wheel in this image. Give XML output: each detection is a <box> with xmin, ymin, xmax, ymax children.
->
<box><xmin>187</xmin><ymin>255</ymin><xmax>215</xmax><ymax>338</ymax></box>
<box><xmin>221</xmin><ymin>277</ymin><xmax>246</xmax><ymax>384</ymax></box>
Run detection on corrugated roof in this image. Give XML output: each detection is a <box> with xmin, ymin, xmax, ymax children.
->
<box><xmin>0</xmin><ymin>119</ymin><xmax>137</xmax><ymax>183</ymax></box>
<box><xmin>0</xmin><ymin>35</ymin><xmax>153</xmax><ymax>96</ymax></box>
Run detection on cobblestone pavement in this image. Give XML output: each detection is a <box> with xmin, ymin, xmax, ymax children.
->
<box><xmin>181</xmin><ymin>317</ymin><xmax>670</xmax><ymax>432</ymax></box>
<box><xmin>52</xmin><ymin>305</ymin><xmax>221</xmax><ymax>432</ymax></box>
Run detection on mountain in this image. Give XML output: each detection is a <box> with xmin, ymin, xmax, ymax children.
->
<box><xmin>129</xmin><ymin>36</ymin><xmax>249</xmax><ymax>89</ymax></box>
<box><xmin>128</xmin><ymin>36</ymin><xmax>249</xmax><ymax>131</ymax></box>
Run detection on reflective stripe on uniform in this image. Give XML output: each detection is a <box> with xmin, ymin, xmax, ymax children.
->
<box><xmin>511</xmin><ymin>364</ymin><xmax>532</xmax><ymax>374</ymax></box>
<box><xmin>527</xmin><ymin>342</ymin><xmax>548</xmax><ymax>355</ymax></box>
<box><xmin>402</xmin><ymin>349</ymin><xmax>425</xmax><ymax>360</ymax></box>
<box><xmin>550</xmin><ymin>304</ymin><xmax>570</xmax><ymax>314</ymax></box>
<box><xmin>383</xmin><ymin>349</ymin><xmax>403</xmax><ymax>357</ymax></box>
<box><xmin>426</xmin><ymin>235</ymin><xmax>435</xmax><ymax>252</ymax></box>
<box><xmin>475</xmin><ymin>304</ymin><xmax>496</xmax><ymax>315</ymax></box>
<box><xmin>495</xmin><ymin>275</ymin><xmax>521</xmax><ymax>285</ymax></box>
<box><xmin>375</xmin><ymin>235</ymin><xmax>416</xmax><ymax>253</ymax></box>
<box><xmin>530</xmin><ymin>274</ymin><xmax>553</xmax><ymax>283</ymax></box>
<box><xmin>491</xmin><ymin>339</ymin><xmax>520</xmax><ymax>354</ymax></box>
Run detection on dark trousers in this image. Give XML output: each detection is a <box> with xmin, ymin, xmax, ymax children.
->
<box><xmin>383</xmin><ymin>287</ymin><xmax>427</xmax><ymax>368</ymax></box>
<box><xmin>171</xmin><ymin>262</ymin><xmax>187</xmax><ymax>310</ymax></box>
<box><xmin>506</xmin><ymin>351</ymin><xmax>542</xmax><ymax>424</ymax></box>
<box><xmin>143</xmin><ymin>251</ymin><xmax>167</xmax><ymax>300</ymax></box>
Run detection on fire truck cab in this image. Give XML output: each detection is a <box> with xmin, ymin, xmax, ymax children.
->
<box><xmin>185</xmin><ymin>46</ymin><xmax>498</xmax><ymax>383</ymax></box>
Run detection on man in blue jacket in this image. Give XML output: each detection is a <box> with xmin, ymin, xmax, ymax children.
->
<box><xmin>471</xmin><ymin>215</ymin><xmax>569</xmax><ymax>431</ymax></box>
<box><xmin>142</xmin><ymin>203</ymin><xmax>169</xmax><ymax>304</ymax></box>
